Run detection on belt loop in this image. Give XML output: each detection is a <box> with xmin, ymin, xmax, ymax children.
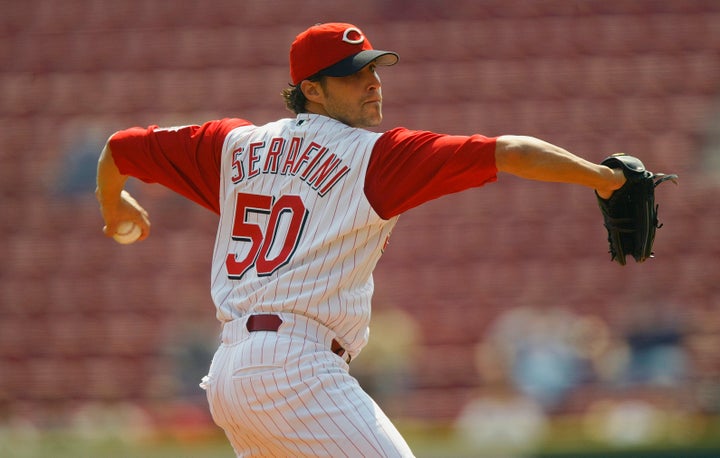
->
<box><xmin>331</xmin><ymin>338</ymin><xmax>351</xmax><ymax>363</ymax></box>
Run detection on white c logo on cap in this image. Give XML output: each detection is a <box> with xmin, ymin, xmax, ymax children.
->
<box><xmin>342</xmin><ymin>27</ymin><xmax>365</xmax><ymax>45</ymax></box>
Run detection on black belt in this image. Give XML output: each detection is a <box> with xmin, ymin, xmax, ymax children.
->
<box><xmin>246</xmin><ymin>314</ymin><xmax>350</xmax><ymax>362</ymax></box>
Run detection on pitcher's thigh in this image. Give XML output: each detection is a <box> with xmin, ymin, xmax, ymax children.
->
<box><xmin>208</xmin><ymin>346</ymin><xmax>414</xmax><ymax>457</ymax></box>
<box><xmin>265</xmin><ymin>367</ymin><xmax>414</xmax><ymax>458</ymax></box>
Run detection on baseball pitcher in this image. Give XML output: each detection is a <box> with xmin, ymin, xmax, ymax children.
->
<box><xmin>97</xmin><ymin>23</ymin><xmax>640</xmax><ymax>457</ymax></box>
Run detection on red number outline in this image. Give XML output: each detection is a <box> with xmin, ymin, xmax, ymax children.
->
<box><xmin>225</xmin><ymin>193</ymin><xmax>308</xmax><ymax>279</ymax></box>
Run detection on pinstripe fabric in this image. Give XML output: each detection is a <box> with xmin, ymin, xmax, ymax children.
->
<box><xmin>203</xmin><ymin>114</ymin><xmax>412</xmax><ymax>456</ymax></box>
<box><xmin>211</xmin><ymin>114</ymin><xmax>399</xmax><ymax>357</ymax></box>
<box><xmin>202</xmin><ymin>315</ymin><xmax>413</xmax><ymax>457</ymax></box>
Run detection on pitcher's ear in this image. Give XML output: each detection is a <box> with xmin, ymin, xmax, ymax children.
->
<box><xmin>300</xmin><ymin>80</ymin><xmax>323</xmax><ymax>102</ymax></box>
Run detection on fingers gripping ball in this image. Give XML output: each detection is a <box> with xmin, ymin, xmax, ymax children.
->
<box><xmin>596</xmin><ymin>153</ymin><xmax>678</xmax><ymax>265</ymax></box>
<box><xmin>113</xmin><ymin>221</ymin><xmax>141</xmax><ymax>245</ymax></box>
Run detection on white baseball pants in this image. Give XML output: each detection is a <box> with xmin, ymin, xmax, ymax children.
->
<box><xmin>201</xmin><ymin>314</ymin><xmax>415</xmax><ymax>457</ymax></box>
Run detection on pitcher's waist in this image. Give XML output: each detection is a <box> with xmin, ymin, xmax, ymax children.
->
<box><xmin>221</xmin><ymin>313</ymin><xmax>350</xmax><ymax>362</ymax></box>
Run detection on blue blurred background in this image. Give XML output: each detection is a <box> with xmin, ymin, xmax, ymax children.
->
<box><xmin>1</xmin><ymin>1</ymin><xmax>719</xmax><ymax>456</ymax></box>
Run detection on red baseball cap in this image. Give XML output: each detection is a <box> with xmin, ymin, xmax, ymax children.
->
<box><xmin>289</xmin><ymin>23</ymin><xmax>399</xmax><ymax>85</ymax></box>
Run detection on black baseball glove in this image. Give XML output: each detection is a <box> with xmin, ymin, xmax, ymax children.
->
<box><xmin>596</xmin><ymin>153</ymin><xmax>678</xmax><ymax>265</ymax></box>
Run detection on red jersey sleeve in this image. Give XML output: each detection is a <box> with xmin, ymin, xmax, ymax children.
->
<box><xmin>365</xmin><ymin>127</ymin><xmax>498</xmax><ymax>219</ymax></box>
<box><xmin>108</xmin><ymin>118</ymin><xmax>252</xmax><ymax>214</ymax></box>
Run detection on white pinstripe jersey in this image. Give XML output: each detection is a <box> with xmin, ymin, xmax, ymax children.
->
<box><xmin>109</xmin><ymin>114</ymin><xmax>498</xmax><ymax>360</ymax></box>
<box><xmin>211</xmin><ymin>114</ymin><xmax>399</xmax><ymax>354</ymax></box>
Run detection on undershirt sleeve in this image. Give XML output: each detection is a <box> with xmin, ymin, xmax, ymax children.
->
<box><xmin>108</xmin><ymin>118</ymin><xmax>252</xmax><ymax>214</ymax></box>
<box><xmin>364</xmin><ymin>127</ymin><xmax>499</xmax><ymax>219</ymax></box>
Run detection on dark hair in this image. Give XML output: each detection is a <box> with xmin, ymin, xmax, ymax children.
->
<box><xmin>281</xmin><ymin>76</ymin><xmax>325</xmax><ymax>115</ymax></box>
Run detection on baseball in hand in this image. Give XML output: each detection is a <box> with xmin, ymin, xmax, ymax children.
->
<box><xmin>113</xmin><ymin>221</ymin><xmax>142</xmax><ymax>244</ymax></box>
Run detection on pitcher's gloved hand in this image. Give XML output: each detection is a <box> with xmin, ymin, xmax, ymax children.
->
<box><xmin>596</xmin><ymin>153</ymin><xmax>678</xmax><ymax>265</ymax></box>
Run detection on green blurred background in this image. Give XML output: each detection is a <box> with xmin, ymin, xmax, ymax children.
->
<box><xmin>1</xmin><ymin>0</ymin><xmax>719</xmax><ymax>456</ymax></box>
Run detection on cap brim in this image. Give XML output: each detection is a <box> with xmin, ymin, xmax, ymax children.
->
<box><xmin>316</xmin><ymin>50</ymin><xmax>399</xmax><ymax>78</ymax></box>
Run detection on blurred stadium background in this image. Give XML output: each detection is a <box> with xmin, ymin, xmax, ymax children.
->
<box><xmin>1</xmin><ymin>0</ymin><xmax>719</xmax><ymax>456</ymax></box>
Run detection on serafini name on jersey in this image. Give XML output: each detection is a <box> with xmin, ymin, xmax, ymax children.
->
<box><xmin>230</xmin><ymin>137</ymin><xmax>350</xmax><ymax>197</ymax></box>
